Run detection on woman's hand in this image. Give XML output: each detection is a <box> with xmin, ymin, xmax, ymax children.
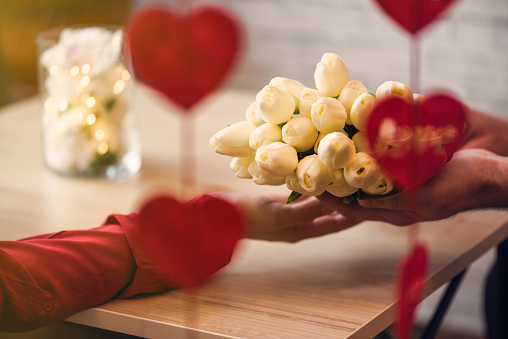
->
<box><xmin>210</xmin><ymin>192</ymin><xmax>360</xmax><ymax>242</ymax></box>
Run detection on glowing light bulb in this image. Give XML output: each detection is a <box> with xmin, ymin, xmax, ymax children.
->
<box><xmin>86</xmin><ymin>97</ymin><xmax>96</xmax><ymax>108</ymax></box>
<box><xmin>59</xmin><ymin>101</ymin><xmax>68</xmax><ymax>111</ymax></box>
<box><xmin>71</xmin><ymin>66</ymin><xmax>80</xmax><ymax>77</ymax></box>
<box><xmin>97</xmin><ymin>142</ymin><xmax>109</xmax><ymax>155</ymax></box>
<box><xmin>113</xmin><ymin>80</ymin><xmax>125</xmax><ymax>94</ymax></box>
<box><xmin>95</xmin><ymin>129</ymin><xmax>105</xmax><ymax>141</ymax></box>
<box><xmin>81</xmin><ymin>64</ymin><xmax>91</xmax><ymax>74</ymax></box>
<box><xmin>86</xmin><ymin>114</ymin><xmax>96</xmax><ymax>125</ymax></box>
<box><xmin>81</xmin><ymin>76</ymin><xmax>90</xmax><ymax>86</ymax></box>
<box><xmin>122</xmin><ymin>70</ymin><xmax>131</xmax><ymax>81</ymax></box>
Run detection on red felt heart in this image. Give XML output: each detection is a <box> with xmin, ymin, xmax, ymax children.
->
<box><xmin>366</xmin><ymin>93</ymin><xmax>467</xmax><ymax>190</ymax></box>
<box><xmin>396</xmin><ymin>243</ymin><xmax>428</xmax><ymax>339</ymax></box>
<box><xmin>373</xmin><ymin>0</ymin><xmax>457</xmax><ymax>35</ymax></box>
<box><xmin>125</xmin><ymin>6</ymin><xmax>242</xmax><ymax>110</ymax></box>
<box><xmin>137</xmin><ymin>194</ymin><xmax>243</xmax><ymax>289</ymax></box>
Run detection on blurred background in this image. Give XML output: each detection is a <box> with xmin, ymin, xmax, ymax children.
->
<box><xmin>0</xmin><ymin>0</ymin><xmax>506</xmax><ymax>337</ymax></box>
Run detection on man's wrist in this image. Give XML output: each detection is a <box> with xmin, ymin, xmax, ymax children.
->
<box><xmin>483</xmin><ymin>156</ymin><xmax>508</xmax><ymax>209</ymax></box>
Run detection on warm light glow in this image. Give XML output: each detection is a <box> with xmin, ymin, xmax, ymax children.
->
<box><xmin>97</xmin><ymin>142</ymin><xmax>109</xmax><ymax>155</ymax></box>
<box><xmin>81</xmin><ymin>64</ymin><xmax>91</xmax><ymax>74</ymax></box>
<box><xmin>75</xmin><ymin>83</ymin><xmax>84</xmax><ymax>92</ymax></box>
<box><xmin>71</xmin><ymin>66</ymin><xmax>80</xmax><ymax>77</ymax></box>
<box><xmin>112</xmin><ymin>35</ymin><xmax>121</xmax><ymax>46</ymax></box>
<box><xmin>121</xmin><ymin>70</ymin><xmax>131</xmax><ymax>81</ymax></box>
<box><xmin>86</xmin><ymin>114</ymin><xmax>96</xmax><ymax>125</ymax></box>
<box><xmin>49</xmin><ymin>66</ymin><xmax>58</xmax><ymax>76</ymax></box>
<box><xmin>95</xmin><ymin>129</ymin><xmax>105</xmax><ymax>141</ymax></box>
<box><xmin>81</xmin><ymin>76</ymin><xmax>90</xmax><ymax>86</ymax></box>
<box><xmin>59</xmin><ymin>101</ymin><xmax>68</xmax><ymax>111</ymax></box>
<box><xmin>113</xmin><ymin>80</ymin><xmax>125</xmax><ymax>94</ymax></box>
<box><xmin>86</xmin><ymin>97</ymin><xmax>96</xmax><ymax>108</ymax></box>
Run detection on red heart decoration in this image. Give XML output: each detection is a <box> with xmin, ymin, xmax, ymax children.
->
<box><xmin>125</xmin><ymin>6</ymin><xmax>242</xmax><ymax>110</ymax></box>
<box><xmin>396</xmin><ymin>243</ymin><xmax>428</xmax><ymax>339</ymax></box>
<box><xmin>373</xmin><ymin>0</ymin><xmax>457</xmax><ymax>35</ymax></box>
<box><xmin>137</xmin><ymin>194</ymin><xmax>243</xmax><ymax>288</ymax></box>
<box><xmin>366</xmin><ymin>93</ymin><xmax>467</xmax><ymax>190</ymax></box>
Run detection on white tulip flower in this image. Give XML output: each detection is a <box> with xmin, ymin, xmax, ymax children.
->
<box><xmin>296</xmin><ymin>154</ymin><xmax>333</xmax><ymax>195</ymax></box>
<box><xmin>256</xmin><ymin>85</ymin><xmax>295</xmax><ymax>124</ymax></box>
<box><xmin>311</xmin><ymin>97</ymin><xmax>347</xmax><ymax>134</ymax></box>
<box><xmin>361</xmin><ymin>171</ymin><xmax>394</xmax><ymax>196</ymax></box>
<box><xmin>314</xmin><ymin>53</ymin><xmax>350</xmax><ymax>97</ymax></box>
<box><xmin>285</xmin><ymin>171</ymin><xmax>314</xmax><ymax>195</ymax></box>
<box><xmin>245</xmin><ymin>101</ymin><xmax>265</xmax><ymax>126</ymax></box>
<box><xmin>299</xmin><ymin>88</ymin><xmax>324</xmax><ymax>118</ymax></box>
<box><xmin>248</xmin><ymin>162</ymin><xmax>286</xmax><ymax>186</ymax></box>
<box><xmin>255</xmin><ymin>142</ymin><xmax>298</xmax><ymax>177</ymax></box>
<box><xmin>249</xmin><ymin>123</ymin><xmax>283</xmax><ymax>151</ymax></box>
<box><xmin>352</xmin><ymin>131</ymin><xmax>388</xmax><ymax>159</ymax></box>
<box><xmin>326</xmin><ymin>169</ymin><xmax>359</xmax><ymax>197</ymax></box>
<box><xmin>375</xmin><ymin>81</ymin><xmax>414</xmax><ymax>103</ymax></box>
<box><xmin>282</xmin><ymin>117</ymin><xmax>318</xmax><ymax>152</ymax></box>
<box><xmin>230</xmin><ymin>154</ymin><xmax>255</xmax><ymax>179</ymax></box>
<box><xmin>344</xmin><ymin>152</ymin><xmax>381</xmax><ymax>188</ymax></box>
<box><xmin>338</xmin><ymin>80</ymin><xmax>368</xmax><ymax>124</ymax></box>
<box><xmin>269</xmin><ymin>77</ymin><xmax>306</xmax><ymax>110</ymax></box>
<box><xmin>350</xmin><ymin>92</ymin><xmax>376</xmax><ymax>131</ymax></box>
<box><xmin>209</xmin><ymin>121</ymin><xmax>256</xmax><ymax>157</ymax></box>
<box><xmin>317</xmin><ymin>132</ymin><xmax>356</xmax><ymax>169</ymax></box>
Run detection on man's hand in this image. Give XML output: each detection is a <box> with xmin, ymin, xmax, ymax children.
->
<box><xmin>210</xmin><ymin>192</ymin><xmax>360</xmax><ymax>242</ymax></box>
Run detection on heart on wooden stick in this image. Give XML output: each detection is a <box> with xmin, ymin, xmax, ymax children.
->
<box><xmin>136</xmin><ymin>194</ymin><xmax>243</xmax><ymax>289</ymax></box>
<box><xmin>125</xmin><ymin>5</ymin><xmax>242</xmax><ymax>110</ymax></box>
<box><xmin>366</xmin><ymin>93</ymin><xmax>467</xmax><ymax>190</ymax></box>
<box><xmin>373</xmin><ymin>0</ymin><xmax>457</xmax><ymax>35</ymax></box>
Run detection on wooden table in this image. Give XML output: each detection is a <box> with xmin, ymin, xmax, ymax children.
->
<box><xmin>1</xmin><ymin>88</ymin><xmax>508</xmax><ymax>339</ymax></box>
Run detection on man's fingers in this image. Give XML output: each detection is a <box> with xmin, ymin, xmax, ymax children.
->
<box><xmin>280</xmin><ymin>197</ymin><xmax>334</xmax><ymax>228</ymax></box>
<box><xmin>283</xmin><ymin>214</ymin><xmax>360</xmax><ymax>243</ymax></box>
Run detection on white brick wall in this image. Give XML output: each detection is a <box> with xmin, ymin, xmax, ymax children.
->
<box><xmin>135</xmin><ymin>0</ymin><xmax>508</xmax><ymax>335</ymax></box>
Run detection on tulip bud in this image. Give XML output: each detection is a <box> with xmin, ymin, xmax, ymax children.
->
<box><xmin>338</xmin><ymin>80</ymin><xmax>368</xmax><ymax>124</ymax></box>
<box><xmin>282</xmin><ymin>117</ymin><xmax>318</xmax><ymax>152</ymax></box>
<box><xmin>296</xmin><ymin>154</ymin><xmax>333</xmax><ymax>194</ymax></box>
<box><xmin>286</xmin><ymin>171</ymin><xmax>315</xmax><ymax>195</ymax></box>
<box><xmin>344</xmin><ymin>152</ymin><xmax>381</xmax><ymax>188</ymax></box>
<box><xmin>230</xmin><ymin>154</ymin><xmax>255</xmax><ymax>178</ymax></box>
<box><xmin>269</xmin><ymin>77</ymin><xmax>306</xmax><ymax>110</ymax></box>
<box><xmin>350</xmin><ymin>92</ymin><xmax>376</xmax><ymax>131</ymax></box>
<box><xmin>299</xmin><ymin>88</ymin><xmax>324</xmax><ymax>118</ymax></box>
<box><xmin>311</xmin><ymin>97</ymin><xmax>347</xmax><ymax>134</ymax></box>
<box><xmin>245</xmin><ymin>101</ymin><xmax>265</xmax><ymax>126</ymax></box>
<box><xmin>248</xmin><ymin>162</ymin><xmax>286</xmax><ymax>186</ymax></box>
<box><xmin>209</xmin><ymin>121</ymin><xmax>256</xmax><ymax>157</ymax></box>
<box><xmin>314</xmin><ymin>53</ymin><xmax>350</xmax><ymax>97</ymax></box>
<box><xmin>249</xmin><ymin>123</ymin><xmax>283</xmax><ymax>151</ymax></box>
<box><xmin>255</xmin><ymin>142</ymin><xmax>298</xmax><ymax>177</ymax></box>
<box><xmin>317</xmin><ymin>132</ymin><xmax>356</xmax><ymax>169</ymax></box>
<box><xmin>375</xmin><ymin>81</ymin><xmax>414</xmax><ymax>103</ymax></box>
<box><xmin>352</xmin><ymin>131</ymin><xmax>388</xmax><ymax>159</ymax></box>
<box><xmin>256</xmin><ymin>85</ymin><xmax>295</xmax><ymax>124</ymax></box>
<box><xmin>326</xmin><ymin>169</ymin><xmax>359</xmax><ymax>197</ymax></box>
<box><xmin>361</xmin><ymin>171</ymin><xmax>394</xmax><ymax>196</ymax></box>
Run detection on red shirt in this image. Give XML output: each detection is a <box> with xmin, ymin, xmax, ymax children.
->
<box><xmin>0</xmin><ymin>213</ymin><xmax>174</xmax><ymax>333</ymax></box>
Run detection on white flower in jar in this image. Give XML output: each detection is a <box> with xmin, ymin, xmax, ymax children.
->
<box><xmin>344</xmin><ymin>152</ymin><xmax>381</xmax><ymax>188</ymax></box>
<box><xmin>350</xmin><ymin>92</ymin><xmax>376</xmax><ymax>131</ymax></box>
<box><xmin>209</xmin><ymin>121</ymin><xmax>256</xmax><ymax>157</ymax></box>
<box><xmin>299</xmin><ymin>88</ymin><xmax>324</xmax><ymax>118</ymax></box>
<box><xmin>326</xmin><ymin>169</ymin><xmax>359</xmax><ymax>197</ymax></box>
<box><xmin>338</xmin><ymin>80</ymin><xmax>368</xmax><ymax>124</ymax></box>
<box><xmin>361</xmin><ymin>171</ymin><xmax>394</xmax><ymax>196</ymax></box>
<box><xmin>317</xmin><ymin>132</ymin><xmax>356</xmax><ymax>169</ymax></box>
<box><xmin>269</xmin><ymin>77</ymin><xmax>306</xmax><ymax>110</ymax></box>
<box><xmin>255</xmin><ymin>142</ymin><xmax>298</xmax><ymax>177</ymax></box>
<box><xmin>256</xmin><ymin>85</ymin><xmax>295</xmax><ymax>124</ymax></box>
<box><xmin>248</xmin><ymin>161</ymin><xmax>286</xmax><ymax>186</ymax></box>
<box><xmin>375</xmin><ymin>81</ymin><xmax>414</xmax><ymax>103</ymax></box>
<box><xmin>249</xmin><ymin>123</ymin><xmax>283</xmax><ymax>151</ymax></box>
<box><xmin>230</xmin><ymin>154</ymin><xmax>255</xmax><ymax>179</ymax></box>
<box><xmin>282</xmin><ymin>117</ymin><xmax>318</xmax><ymax>152</ymax></box>
<box><xmin>296</xmin><ymin>154</ymin><xmax>333</xmax><ymax>195</ymax></box>
<box><xmin>311</xmin><ymin>97</ymin><xmax>347</xmax><ymax>134</ymax></box>
<box><xmin>314</xmin><ymin>53</ymin><xmax>350</xmax><ymax>97</ymax></box>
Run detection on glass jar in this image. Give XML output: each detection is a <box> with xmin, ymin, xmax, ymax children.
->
<box><xmin>37</xmin><ymin>25</ymin><xmax>141</xmax><ymax>179</ymax></box>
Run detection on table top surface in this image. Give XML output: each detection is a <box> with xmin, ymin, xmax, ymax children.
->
<box><xmin>1</xmin><ymin>88</ymin><xmax>508</xmax><ymax>339</ymax></box>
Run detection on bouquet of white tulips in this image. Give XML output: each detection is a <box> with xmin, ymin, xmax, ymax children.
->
<box><xmin>210</xmin><ymin>52</ymin><xmax>416</xmax><ymax>203</ymax></box>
